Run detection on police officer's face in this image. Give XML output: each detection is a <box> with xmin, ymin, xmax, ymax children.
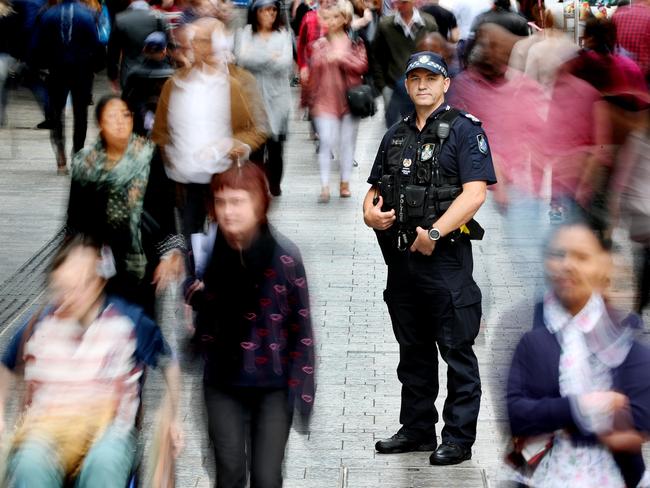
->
<box><xmin>544</xmin><ymin>225</ymin><xmax>611</xmax><ymax>313</ymax></box>
<box><xmin>404</xmin><ymin>68</ymin><xmax>450</xmax><ymax>109</ymax></box>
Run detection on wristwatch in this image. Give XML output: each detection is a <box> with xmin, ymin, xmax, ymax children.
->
<box><xmin>428</xmin><ymin>227</ymin><xmax>441</xmax><ymax>241</ymax></box>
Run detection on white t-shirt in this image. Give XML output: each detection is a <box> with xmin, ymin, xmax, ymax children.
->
<box><xmin>165</xmin><ymin>64</ymin><xmax>234</xmax><ymax>184</ymax></box>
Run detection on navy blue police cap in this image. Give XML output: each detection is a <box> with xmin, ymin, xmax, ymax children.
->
<box><xmin>405</xmin><ymin>51</ymin><xmax>449</xmax><ymax>78</ymax></box>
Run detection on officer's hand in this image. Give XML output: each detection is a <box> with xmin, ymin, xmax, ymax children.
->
<box><xmin>410</xmin><ymin>226</ymin><xmax>436</xmax><ymax>256</ymax></box>
<box><xmin>364</xmin><ymin>195</ymin><xmax>396</xmax><ymax>230</ymax></box>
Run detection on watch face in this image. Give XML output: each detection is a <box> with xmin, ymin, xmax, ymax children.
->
<box><xmin>429</xmin><ymin>228</ymin><xmax>440</xmax><ymax>241</ymax></box>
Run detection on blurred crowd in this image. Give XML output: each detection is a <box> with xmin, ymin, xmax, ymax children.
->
<box><xmin>0</xmin><ymin>0</ymin><xmax>649</xmax><ymax>485</ymax></box>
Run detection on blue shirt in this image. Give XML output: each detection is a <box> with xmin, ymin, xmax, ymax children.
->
<box><xmin>368</xmin><ymin>103</ymin><xmax>497</xmax><ymax>187</ymax></box>
<box><xmin>33</xmin><ymin>0</ymin><xmax>102</xmax><ymax>71</ymax></box>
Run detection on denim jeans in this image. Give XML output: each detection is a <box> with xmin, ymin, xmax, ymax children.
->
<box><xmin>6</xmin><ymin>426</ymin><xmax>136</xmax><ymax>488</ymax></box>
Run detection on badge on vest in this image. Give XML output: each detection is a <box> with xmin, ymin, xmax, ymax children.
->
<box><xmin>401</xmin><ymin>158</ymin><xmax>412</xmax><ymax>175</ymax></box>
<box><xmin>477</xmin><ymin>134</ymin><xmax>488</xmax><ymax>155</ymax></box>
<box><xmin>420</xmin><ymin>143</ymin><xmax>435</xmax><ymax>161</ymax></box>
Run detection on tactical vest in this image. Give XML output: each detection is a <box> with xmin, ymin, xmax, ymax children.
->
<box><xmin>378</xmin><ymin>108</ymin><xmax>463</xmax><ymax>251</ymax></box>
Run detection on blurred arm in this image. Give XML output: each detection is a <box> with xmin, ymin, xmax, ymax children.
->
<box><xmin>162</xmin><ymin>360</ymin><xmax>181</xmax><ymax>418</ymax></box>
<box><xmin>0</xmin><ymin>365</ymin><xmax>14</xmax><ymax>434</ymax></box>
<box><xmin>506</xmin><ymin>335</ymin><xmax>576</xmax><ymax>437</ymax></box>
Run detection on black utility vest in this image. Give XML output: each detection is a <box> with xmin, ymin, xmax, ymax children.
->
<box><xmin>378</xmin><ymin>108</ymin><xmax>462</xmax><ymax>251</ymax></box>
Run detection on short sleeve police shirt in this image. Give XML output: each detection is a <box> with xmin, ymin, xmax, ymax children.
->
<box><xmin>368</xmin><ymin>104</ymin><xmax>497</xmax><ymax>186</ymax></box>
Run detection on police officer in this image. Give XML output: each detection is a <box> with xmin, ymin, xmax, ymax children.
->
<box><xmin>363</xmin><ymin>51</ymin><xmax>496</xmax><ymax>465</ymax></box>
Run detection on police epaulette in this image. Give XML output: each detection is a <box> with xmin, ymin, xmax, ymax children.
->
<box><xmin>463</xmin><ymin>112</ymin><xmax>482</xmax><ymax>125</ymax></box>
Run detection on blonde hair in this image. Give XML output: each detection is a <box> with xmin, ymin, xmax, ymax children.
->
<box><xmin>328</xmin><ymin>0</ymin><xmax>354</xmax><ymax>26</ymax></box>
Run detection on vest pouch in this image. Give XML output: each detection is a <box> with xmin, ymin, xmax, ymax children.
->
<box><xmin>438</xmin><ymin>200</ymin><xmax>452</xmax><ymax>213</ymax></box>
<box><xmin>405</xmin><ymin>185</ymin><xmax>426</xmax><ymax>218</ymax></box>
<box><xmin>380</xmin><ymin>175</ymin><xmax>397</xmax><ymax>211</ymax></box>
<box><xmin>437</xmin><ymin>186</ymin><xmax>462</xmax><ymax>202</ymax></box>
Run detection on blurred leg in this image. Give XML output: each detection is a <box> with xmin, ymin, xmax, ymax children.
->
<box><xmin>76</xmin><ymin>426</ymin><xmax>136</xmax><ymax>488</ymax></box>
<box><xmin>70</xmin><ymin>73</ymin><xmax>93</xmax><ymax>154</ymax></box>
<box><xmin>338</xmin><ymin>114</ymin><xmax>358</xmax><ymax>184</ymax></box>
<box><xmin>250</xmin><ymin>389</ymin><xmax>291</xmax><ymax>488</ymax></box>
<box><xmin>23</xmin><ymin>65</ymin><xmax>49</xmax><ymax>120</ymax></box>
<box><xmin>7</xmin><ymin>437</ymin><xmax>64</xmax><ymax>488</ymax></box>
<box><xmin>313</xmin><ymin>116</ymin><xmax>337</xmax><ymax>190</ymax></box>
<box><xmin>47</xmin><ymin>72</ymin><xmax>69</xmax><ymax>166</ymax></box>
<box><xmin>0</xmin><ymin>54</ymin><xmax>10</xmax><ymax>126</ymax></box>
<box><xmin>205</xmin><ymin>386</ymin><xmax>248</xmax><ymax>488</ymax></box>
<box><xmin>265</xmin><ymin>138</ymin><xmax>284</xmax><ymax>196</ymax></box>
<box><xmin>637</xmin><ymin>246</ymin><xmax>650</xmax><ymax>314</ymax></box>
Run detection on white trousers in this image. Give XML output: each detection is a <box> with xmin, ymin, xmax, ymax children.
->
<box><xmin>314</xmin><ymin>114</ymin><xmax>359</xmax><ymax>188</ymax></box>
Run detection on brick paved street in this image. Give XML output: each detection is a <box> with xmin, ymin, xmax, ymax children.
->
<box><xmin>0</xmin><ymin>80</ymin><xmax>648</xmax><ymax>488</ymax></box>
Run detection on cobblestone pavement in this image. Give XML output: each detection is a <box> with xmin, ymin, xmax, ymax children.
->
<box><xmin>0</xmin><ymin>81</ymin><xmax>648</xmax><ymax>488</ymax></box>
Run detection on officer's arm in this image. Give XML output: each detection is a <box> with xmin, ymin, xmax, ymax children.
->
<box><xmin>431</xmin><ymin>181</ymin><xmax>487</xmax><ymax>237</ymax></box>
<box><xmin>363</xmin><ymin>186</ymin><xmax>396</xmax><ymax>230</ymax></box>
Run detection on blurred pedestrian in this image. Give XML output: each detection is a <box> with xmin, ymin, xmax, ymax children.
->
<box><xmin>419</xmin><ymin>0</ymin><xmax>458</xmax><ymax>42</ymax></box>
<box><xmin>509</xmin><ymin>9</ymin><xmax>578</xmax><ymax>96</ymax></box>
<box><xmin>612</xmin><ymin>0</ymin><xmax>650</xmax><ymax>85</ymax></box>
<box><xmin>0</xmin><ymin>0</ymin><xmax>14</xmax><ymax>127</ymax></box>
<box><xmin>296</xmin><ymin>0</ymin><xmax>331</xmax><ymax>120</ymax></box>
<box><xmin>471</xmin><ymin>0</ymin><xmax>530</xmax><ymax>38</ymax></box>
<box><xmin>562</xmin><ymin>17</ymin><xmax>647</xmax><ymax>238</ymax></box>
<box><xmin>449</xmin><ymin>23</ymin><xmax>547</xmax><ymax>298</ymax></box>
<box><xmin>152</xmin><ymin>0</ymin><xmax>183</xmax><ymax>30</ymax></box>
<box><xmin>614</xmin><ymin>104</ymin><xmax>650</xmax><ymax>314</ymax></box>
<box><xmin>152</xmin><ymin>17</ymin><xmax>268</xmax><ymax>242</ymax></box>
<box><xmin>107</xmin><ymin>0</ymin><xmax>168</xmax><ymax>91</ymax></box>
<box><xmin>122</xmin><ymin>31</ymin><xmax>174</xmax><ymax>136</ymax></box>
<box><xmin>7</xmin><ymin>0</ymin><xmax>52</xmax><ymax>129</ymax></box>
<box><xmin>0</xmin><ymin>235</ymin><xmax>182</xmax><ymax>487</ymax></box>
<box><xmin>505</xmin><ymin>221</ymin><xmax>650</xmax><ymax>487</ymax></box>
<box><xmin>447</xmin><ymin>0</ymin><xmax>493</xmax><ymax>63</ymax></box>
<box><xmin>32</xmin><ymin>0</ymin><xmax>105</xmax><ymax>174</ymax></box>
<box><xmin>371</xmin><ymin>0</ymin><xmax>438</xmax><ymax>127</ymax></box>
<box><xmin>184</xmin><ymin>162</ymin><xmax>315</xmax><ymax>488</ymax></box>
<box><xmin>566</xmin><ymin>17</ymin><xmax>646</xmax><ymax>98</ymax></box>
<box><xmin>236</xmin><ymin>0</ymin><xmax>293</xmax><ymax>196</ymax></box>
<box><xmin>67</xmin><ymin>95</ymin><xmax>184</xmax><ymax>317</ymax></box>
<box><xmin>310</xmin><ymin>0</ymin><xmax>367</xmax><ymax>202</ymax></box>
<box><xmin>350</xmin><ymin>0</ymin><xmax>379</xmax><ymax>44</ymax></box>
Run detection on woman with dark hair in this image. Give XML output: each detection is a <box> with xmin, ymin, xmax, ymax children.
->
<box><xmin>184</xmin><ymin>161</ymin><xmax>315</xmax><ymax>488</ymax></box>
<box><xmin>66</xmin><ymin>94</ymin><xmax>184</xmax><ymax>317</ymax></box>
<box><xmin>505</xmin><ymin>221</ymin><xmax>650</xmax><ymax>487</ymax></box>
<box><xmin>235</xmin><ymin>0</ymin><xmax>292</xmax><ymax>196</ymax></box>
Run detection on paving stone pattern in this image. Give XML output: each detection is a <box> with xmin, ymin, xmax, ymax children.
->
<box><xmin>0</xmin><ymin>82</ymin><xmax>648</xmax><ymax>488</ymax></box>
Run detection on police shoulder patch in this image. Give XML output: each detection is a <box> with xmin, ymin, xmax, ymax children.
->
<box><xmin>463</xmin><ymin>112</ymin><xmax>482</xmax><ymax>125</ymax></box>
<box><xmin>476</xmin><ymin>134</ymin><xmax>489</xmax><ymax>155</ymax></box>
